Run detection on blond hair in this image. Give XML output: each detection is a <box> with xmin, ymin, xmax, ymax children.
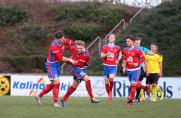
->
<box><xmin>75</xmin><ymin>40</ymin><xmax>85</xmax><ymax>46</ymax></box>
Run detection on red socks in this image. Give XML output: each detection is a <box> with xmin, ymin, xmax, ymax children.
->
<box><xmin>39</xmin><ymin>83</ymin><xmax>53</xmax><ymax>97</ymax></box>
<box><xmin>105</xmin><ymin>84</ymin><xmax>110</xmax><ymax>95</ymax></box>
<box><xmin>109</xmin><ymin>78</ymin><xmax>114</xmax><ymax>94</ymax></box>
<box><xmin>129</xmin><ymin>84</ymin><xmax>137</xmax><ymax>100</ymax></box>
<box><xmin>63</xmin><ymin>86</ymin><xmax>76</xmax><ymax>102</ymax></box>
<box><xmin>137</xmin><ymin>83</ymin><xmax>145</xmax><ymax>89</ymax></box>
<box><xmin>105</xmin><ymin>78</ymin><xmax>114</xmax><ymax>96</ymax></box>
<box><xmin>85</xmin><ymin>80</ymin><xmax>94</xmax><ymax>101</ymax></box>
<box><xmin>52</xmin><ymin>83</ymin><xmax>60</xmax><ymax>103</ymax></box>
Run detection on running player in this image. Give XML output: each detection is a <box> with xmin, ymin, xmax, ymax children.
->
<box><xmin>35</xmin><ymin>31</ymin><xmax>76</xmax><ymax>108</ymax></box>
<box><xmin>60</xmin><ymin>40</ymin><xmax>101</xmax><ymax>107</ymax></box>
<box><xmin>122</xmin><ymin>36</ymin><xmax>147</xmax><ymax>105</ymax></box>
<box><xmin>101</xmin><ymin>33</ymin><xmax>122</xmax><ymax>102</ymax></box>
<box><xmin>134</xmin><ymin>37</ymin><xmax>153</xmax><ymax>102</ymax></box>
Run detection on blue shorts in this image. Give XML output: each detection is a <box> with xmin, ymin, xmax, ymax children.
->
<box><xmin>128</xmin><ymin>69</ymin><xmax>140</xmax><ymax>83</ymax></box>
<box><xmin>71</xmin><ymin>67</ymin><xmax>87</xmax><ymax>84</ymax></box>
<box><xmin>103</xmin><ymin>65</ymin><xmax>117</xmax><ymax>79</ymax></box>
<box><xmin>45</xmin><ymin>62</ymin><xmax>61</xmax><ymax>81</ymax></box>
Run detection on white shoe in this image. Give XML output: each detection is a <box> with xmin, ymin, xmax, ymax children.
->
<box><xmin>53</xmin><ymin>102</ymin><xmax>62</xmax><ymax>108</ymax></box>
<box><xmin>151</xmin><ymin>98</ymin><xmax>157</xmax><ymax>102</ymax></box>
<box><xmin>34</xmin><ymin>95</ymin><xmax>42</xmax><ymax>105</ymax></box>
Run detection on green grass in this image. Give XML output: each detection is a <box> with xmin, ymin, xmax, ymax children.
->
<box><xmin>0</xmin><ymin>96</ymin><xmax>181</xmax><ymax>118</ymax></box>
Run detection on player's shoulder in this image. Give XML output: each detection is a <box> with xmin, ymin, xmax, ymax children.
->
<box><xmin>133</xmin><ymin>46</ymin><xmax>141</xmax><ymax>50</ymax></box>
<box><xmin>123</xmin><ymin>46</ymin><xmax>129</xmax><ymax>51</ymax></box>
<box><xmin>155</xmin><ymin>53</ymin><xmax>162</xmax><ymax>57</ymax></box>
<box><xmin>114</xmin><ymin>45</ymin><xmax>120</xmax><ymax>49</ymax></box>
<box><xmin>51</xmin><ymin>40</ymin><xmax>60</xmax><ymax>47</ymax></box>
<box><xmin>101</xmin><ymin>45</ymin><xmax>109</xmax><ymax>50</ymax></box>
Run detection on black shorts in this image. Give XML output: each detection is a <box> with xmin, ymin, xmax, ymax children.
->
<box><xmin>139</xmin><ymin>66</ymin><xmax>146</xmax><ymax>81</ymax></box>
<box><xmin>146</xmin><ymin>73</ymin><xmax>159</xmax><ymax>84</ymax></box>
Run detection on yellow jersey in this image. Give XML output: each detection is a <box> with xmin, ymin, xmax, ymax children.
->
<box><xmin>145</xmin><ymin>54</ymin><xmax>163</xmax><ymax>73</ymax></box>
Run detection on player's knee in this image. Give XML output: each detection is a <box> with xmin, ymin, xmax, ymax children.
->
<box><xmin>72</xmin><ymin>81</ymin><xmax>79</xmax><ymax>88</ymax></box>
<box><xmin>53</xmin><ymin>79</ymin><xmax>60</xmax><ymax>84</ymax></box>
<box><xmin>83</xmin><ymin>75</ymin><xmax>89</xmax><ymax>81</ymax></box>
<box><xmin>109</xmin><ymin>74</ymin><xmax>115</xmax><ymax>79</ymax></box>
<box><xmin>105</xmin><ymin>79</ymin><xmax>109</xmax><ymax>84</ymax></box>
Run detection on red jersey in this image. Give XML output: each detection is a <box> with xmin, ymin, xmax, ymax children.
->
<box><xmin>68</xmin><ymin>46</ymin><xmax>89</xmax><ymax>69</ymax></box>
<box><xmin>47</xmin><ymin>38</ymin><xmax>75</xmax><ymax>64</ymax></box>
<box><xmin>123</xmin><ymin>46</ymin><xmax>145</xmax><ymax>71</ymax></box>
<box><xmin>101</xmin><ymin>44</ymin><xmax>121</xmax><ymax>66</ymax></box>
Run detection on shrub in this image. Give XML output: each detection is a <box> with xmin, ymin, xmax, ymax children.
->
<box><xmin>0</xmin><ymin>5</ymin><xmax>27</xmax><ymax>26</ymax></box>
<box><xmin>63</xmin><ymin>23</ymin><xmax>101</xmax><ymax>41</ymax></box>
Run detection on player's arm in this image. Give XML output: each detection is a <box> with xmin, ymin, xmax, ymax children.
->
<box><xmin>100</xmin><ymin>46</ymin><xmax>109</xmax><ymax>58</ymax></box>
<box><xmin>159</xmin><ymin>55</ymin><xmax>163</xmax><ymax>77</ymax></box>
<box><xmin>101</xmin><ymin>52</ymin><xmax>109</xmax><ymax>58</ymax></box>
<box><xmin>116</xmin><ymin>49</ymin><xmax>122</xmax><ymax>65</ymax></box>
<box><xmin>138</xmin><ymin>50</ymin><xmax>146</xmax><ymax>64</ymax></box>
<box><xmin>142</xmin><ymin>46</ymin><xmax>153</xmax><ymax>55</ymax></box>
<box><xmin>159</xmin><ymin>62</ymin><xmax>163</xmax><ymax>77</ymax></box>
<box><xmin>144</xmin><ymin>55</ymin><xmax>149</xmax><ymax>76</ymax></box>
<box><xmin>65</xmin><ymin>38</ymin><xmax>76</xmax><ymax>46</ymax></box>
<box><xmin>52</xmin><ymin>46</ymin><xmax>75</xmax><ymax>64</ymax></box>
<box><xmin>122</xmin><ymin>50</ymin><xmax>127</xmax><ymax>73</ymax></box>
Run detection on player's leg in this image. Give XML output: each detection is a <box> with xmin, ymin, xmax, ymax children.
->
<box><xmin>35</xmin><ymin>64</ymin><xmax>54</xmax><ymax>105</ymax></box>
<box><xmin>107</xmin><ymin>66</ymin><xmax>117</xmax><ymax>102</ymax></box>
<box><xmin>104</xmin><ymin>66</ymin><xmax>110</xmax><ymax>96</ymax></box>
<box><xmin>151</xmin><ymin>74</ymin><xmax>163</xmax><ymax>101</ymax></box>
<box><xmin>146</xmin><ymin>74</ymin><xmax>152</xmax><ymax>98</ymax></box>
<box><xmin>61</xmin><ymin>79</ymin><xmax>79</xmax><ymax>107</ymax></box>
<box><xmin>83</xmin><ymin>75</ymin><xmax>101</xmax><ymax>103</ymax></box>
<box><xmin>154</xmin><ymin>74</ymin><xmax>163</xmax><ymax>100</ymax></box>
<box><xmin>52</xmin><ymin>64</ymin><xmax>62</xmax><ymax>107</ymax></box>
<box><xmin>135</xmin><ymin>67</ymin><xmax>145</xmax><ymax>102</ymax></box>
<box><xmin>127</xmin><ymin>70</ymin><xmax>139</xmax><ymax>105</ymax></box>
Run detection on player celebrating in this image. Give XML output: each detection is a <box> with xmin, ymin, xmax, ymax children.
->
<box><xmin>61</xmin><ymin>40</ymin><xmax>101</xmax><ymax>107</ymax></box>
<box><xmin>134</xmin><ymin>37</ymin><xmax>153</xmax><ymax>102</ymax></box>
<box><xmin>35</xmin><ymin>31</ymin><xmax>76</xmax><ymax>108</ymax></box>
<box><xmin>122</xmin><ymin>36</ymin><xmax>147</xmax><ymax>105</ymax></box>
<box><xmin>101</xmin><ymin>33</ymin><xmax>122</xmax><ymax>102</ymax></box>
<box><xmin>145</xmin><ymin>43</ymin><xmax>163</xmax><ymax>101</ymax></box>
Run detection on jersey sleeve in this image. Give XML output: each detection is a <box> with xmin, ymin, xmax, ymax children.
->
<box><xmin>64</xmin><ymin>45</ymin><xmax>76</xmax><ymax>52</ymax></box>
<box><xmin>123</xmin><ymin>49</ymin><xmax>126</xmax><ymax>62</ymax></box>
<box><xmin>141</xmin><ymin>46</ymin><xmax>151</xmax><ymax>53</ymax></box>
<box><xmin>117</xmin><ymin>46</ymin><xmax>121</xmax><ymax>53</ymax></box>
<box><xmin>101</xmin><ymin>46</ymin><xmax>106</xmax><ymax>53</ymax></box>
<box><xmin>145</xmin><ymin>55</ymin><xmax>149</xmax><ymax>61</ymax></box>
<box><xmin>64</xmin><ymin>38</ymin><xmax>75</xmax><ymax>45</ymax></box>
<box><xmin>158</xmin><ymin>54</ymin><xmax>163</xmax><ymax>62</ymax></box>
<box><xmin>137</xmin><ymin>49</ymin><xmax>145</xmax><ymax>64</ymax></box>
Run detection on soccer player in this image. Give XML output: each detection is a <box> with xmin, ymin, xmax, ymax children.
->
<box><xmin>122</xmin><ymin>36</ymin><xmax>147</xmax><ymax>105</ymax></box>
<box><xmin>35</xmin><ymin>31</ymin><xmax>76</xmax><ymax>108</ymax></box>
<box><xmin>101</xmin><ymin>33</ymin><xmax>122</xmax><ymax>102</ymax></box>
<box><xmin>134</xmin><ymin>37</ymin><xmax>153</xmax><ymax>102</ymax></box>
<box><xmin>61</xmin><ymin>40</ymin><xmax>101</xmax><ymax>107</ymax></box>
<box><xmin>145</xmin><ymin>43</ymin><xmax>163</xmax><ymax>101</ymax></box>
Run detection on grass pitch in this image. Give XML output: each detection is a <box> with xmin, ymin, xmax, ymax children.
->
<box><xmin>0</xmin><ymin>96</ymin><xmax>181</xmax><ymax>118</ymax></box>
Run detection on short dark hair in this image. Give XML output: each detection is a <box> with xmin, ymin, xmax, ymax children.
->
<box><xmin>55</xmin><ymin>31</ymin><xmax>64</xmax><ymax>39</ymax></box>
<box><xmin>125</xmin><ymin>35</ymin><xmax>134</xmax><ymax>41</ymax></box>
<box><xmin>135</xmin><ymin>36</ymin><xmax>142</xmax><ymax>41</ymax></box>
